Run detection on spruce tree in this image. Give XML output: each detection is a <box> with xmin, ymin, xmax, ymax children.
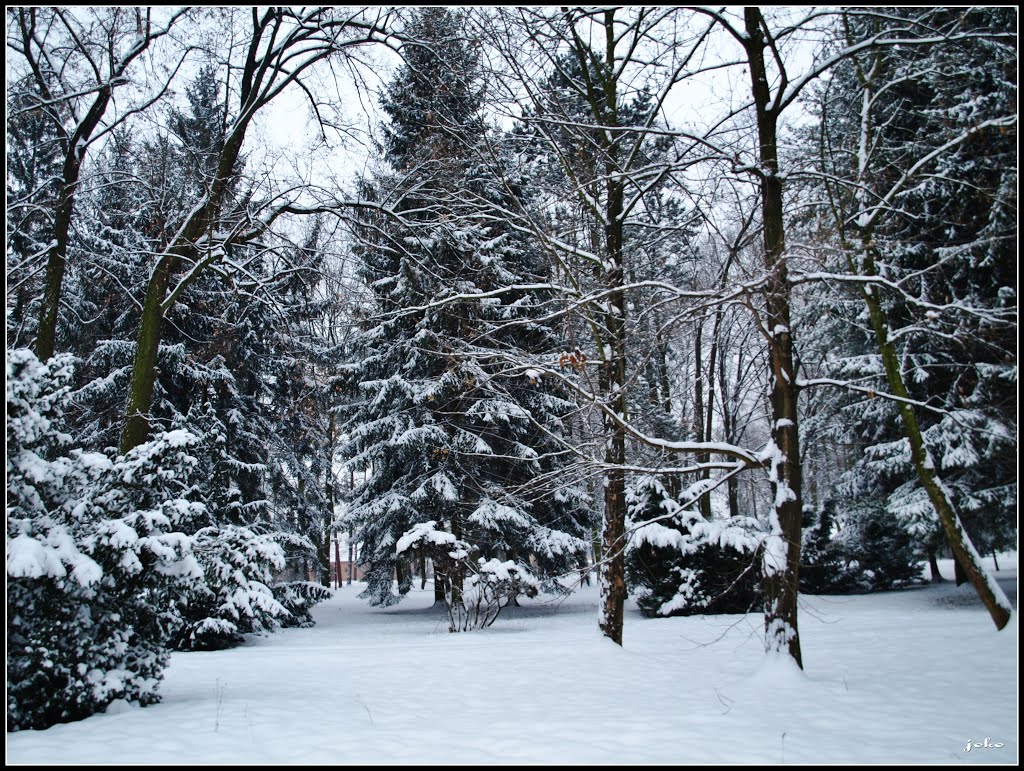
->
<box><xmin>809</xmin><ymin>8</ymin><xmax>1016</xmax><ymax>587</ymax></box>
<box><xmin>340</xmin><ymin>8</ymin><xmax>591</xmax><ymax>608</ymax></box>
<box><xmin>61</xmin><ymin>66</ymin><xmax>334</xmax><ymax>648</ymax></box>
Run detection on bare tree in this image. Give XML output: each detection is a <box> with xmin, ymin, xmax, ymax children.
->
<box><xmin>119</xmin><ymin>7</ymin><xmax>398</xmax><ymax>453</ymax></box>
<box><xmin>7</xmin><ymin>7</ymin><xmax>190</xmax><ymax>361</ymax></box>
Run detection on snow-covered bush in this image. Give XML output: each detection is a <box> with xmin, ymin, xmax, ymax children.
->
<box><xmin>172</xmin><ymin>525</ymin><xmax>332</xmax><ymax>649</ymax></box>
<box><xmin>274</xmin><ymin>581</ymin><xmax>334</xmax><ymax>628</ymax></box>
<box><xmin>800</xmin><ymin>497</ymin><xmax>923</xmax><ymax>594</ymax></box>
<box><xmin>799</xmin><ymin>504</ymin><xmax>863</xmax><ymax>594</ymax></box>
<box><xmin>625</xmin><ymin>477</ymin><xmax>763</xmax><ymax>617</ymax></box>
<box><xmin>397</xmin><ymin>521</ymin><xmax>538</xmax><ymax>632</ymax></box>
<box><xmin>448</xmin><ymin>558</ymin><xmax>540</xmax><ymax>632</ymax></box>
<box><xmin>172</xmin><ymin>525</ymin><xmax>290</xmax><ymax>650</ymax></box>
<box><xmin>165</xmin><ymin>395</ymin><xmax>332</xmax><ymax>650</ymax></box>
<box><xmin>7</xmin><ymin>349</ymin><xmax>202</xmax><ymax>731</ymax></box>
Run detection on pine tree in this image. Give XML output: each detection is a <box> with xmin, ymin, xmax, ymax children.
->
<box><xmin>60</xmin><ymin>66</ymin><xmax>335</xmax><ymax>649</ymax></box>
<box><xmin>625</xmin><ymin>476</ymin><xmax>762</xmax><ymax>617</ymax></box>
<box><xmin>5</xmin><ymin>78</ymin><xmax>63</xmax><ymax>349</ymax></box>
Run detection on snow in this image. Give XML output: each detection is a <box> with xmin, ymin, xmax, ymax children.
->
<box><xmin>7</xmin><ymin>556</ymin><xmax>1017</xmax><ymax>764</ymax></box>
<box><xmin>395</xmin><ymin>521</ymin><xmax>459</xmax><ymax>555</ymax></box>
<box><xmin>6</xmin><ymin>534</ymin><xmax>66</xmax><ymax>580</ymax></box>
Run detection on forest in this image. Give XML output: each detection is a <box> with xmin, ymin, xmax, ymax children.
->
<box><xmin>6</xmin><ymin>7</ymin><xmax>1017</xmax><ymax>735</ymax></box>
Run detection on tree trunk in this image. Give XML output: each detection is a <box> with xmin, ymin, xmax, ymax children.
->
<box><xmin>120</xmin><ymin>256</ymin><xmax>174</xmax><ymax>453</ymax></box>
<box><xmin>35</xmin><ymin>169</ymin><xmax>77</xmax><ymax>362</ymax></box>
<box><xmin>334</xmin><ymin>538</ymin><xmax>342</xmax><ymax>589</ymax></box>
<box><xmin>596</xmin><ymin>164</ymin><xmax>629</xmax><ymax>646</ymax></box>
<box><xmin>719</xmin><ymin>340</ymin><xmax>741</xmax><ymax>519</ymax></box>
<box><xmin>700</xmin><ymin>317</ymin><xmax>721</xmax><ymax>519</ymax></box>
<box><xmin>857</xmin><ymin>244</ymin><xmax>1011</xmax><ymax>629</ymax></box>
<box><xmin>318</xmin><ymin>517</ymin><xmax>332</xmax><ymax>588</ymax></box>
<box><xmin>320</xmin><ymin>417</ymin><xmax>335</xmax><ymax>587</ymax></box>
<box><xmin>928</xmin><ymin>548</ymin><xmax>945</xmax><ymax>583</ymax></box>
<box><xmin>953</xmin><ymin>554</ymin><xmax>967</xmax><ymax>587</ymax></box>
<box><xmin>433</xmin><ymin>559</ymin><xmax>446</xmax><ymax>604</ymax></box>
<box><xmin>118</xmin><ymin>112</ymin><xmax>249</xmax><ymax>453</ymax></box>
<box><xmin>396</xmin><ymin>558</ymin><xmax>409</xmax><ymax>595</ymax></box>
<box><xmin>657</xmin><ymin>333</ymin><xmax>673</xmax><ymax>415</ymax></box>
<box><xmin>745</xmin><ymin>8</ymin><xmax>804</xmax><ymax>668</ymax></box>
<box><xmin>32</xmin><ymin>82</ymin><xmax>115</xmax><ymax>361</ymax></box>
<box><xmin>694</xmin><ymin>323</ymin><xmax>713</xmax><ymax>520</ymax></box>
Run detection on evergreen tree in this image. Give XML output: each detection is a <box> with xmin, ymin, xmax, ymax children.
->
<box><xmin>59</xmin><ymin>66</ymin><xmax>335</xmax><ymax>649</ymax></box>
<box><xmin>340</xmin><ymin>8</ymin><xmax>591</xmax><ymax>608</ymax></box>
<box><xmin>625</xmin><ymin>476</ymin><xmax>762</xmax><ymax>617</ymax></box>
<box><xmin>808</xmin><ymin>7</ymin><xmax>1016</xmax><ymax>585</ymax></box>
<box><xmin>5</xmin><ymin>78</ymin><xmax>63</xmax><ymax>348</ymax></box>
<box><xmin>7</xmin><ymin>349</ymin><xmax>202</xmax><ymax>730</ymax></box>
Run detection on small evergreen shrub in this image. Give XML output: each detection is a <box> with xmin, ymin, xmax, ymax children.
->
<box><xmin>7</xmin><ymin>349</ymin><xmax>202</xmax><ymax>731</ymax></box>
<box><xmin>625</xmin><ymin>477</ymin><xmax>762</xmax><ymax>617</ymax></box>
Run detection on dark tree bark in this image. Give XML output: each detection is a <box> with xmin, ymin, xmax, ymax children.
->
<box><xmin>118</xmin><ymin>8</ymin><xmax>392</xmax><ymax>452</ymax></box>
<box><xmin>743</xmin><ymin>8</ymin><xmax>805</xmax><ymax>668</ymax></box>
<box><xmin>928</xmin><ymin>549</ymin><xmax>945</xmax><ymax>583</ymax></box>
<box><xmin>13</xmin><ymin>8</ymin><xmax>183</xmax><ymax>362</ymax></box>
<box><xmin>335</xmin><ymin>539</ymin><xmax>343</xmax><ymax>589</ymax></box>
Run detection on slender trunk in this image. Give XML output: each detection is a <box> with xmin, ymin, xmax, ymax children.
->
<box><xmin>320</xmin><ymin>416</ymin><xmax>335</xmax><ymax>587</ymax></box>
<box><xmin>694</xmin><ymin>322</ymin><xmax>705</xmax><ymax>440</ymax></box>
<box><xmin>857</xmin><ymin>245</ymin><xmax>1011</xmax><ymax>629</ymax></box>
<box><xmin>334</xmin><ymin>538</ymin><xmax>342</xmax><ymax>589</ymax></box>
<box><xmin>928</xmin><ymin>548</ymin><xmax>945</xmax><ymax>583</ymax></box>
<box><xmin>694</xmin><ymin>324</ymin><xmax>713</xmax><ymax>519</ymax></box>
<box><xmin>348</xmin><ymin>534</ymin><xmax>354</xmax><ymax>585</ymax></box>
<box><xmin>318</xmin><ymin>521</ymin><xmax>332</xmax><ymax>587</ymax></box>
<box><xmin>433</xmin><ymin>559</ymin><xmax>445</xmax><ymax>604</ymax></box>
<box><xmin>597</xmin><ymin>181</ymin><xmax>628</xmax><ymax>645</ymax></box>
<box><xmin>599</xmin><ymin>444</ymin><xmax>627</xmax><ymax>645</ymax></box>
<box><xmin>954</xmin><ymin>554</ymin><xmax>968</xmax><ymax>587</ymax></box>
<box><xmin>33</xmin><ymin>80</ymin><xmax>114</xmax><ymax>361</ymax></box>
<box><xmin>657</xmin><ymin>333</ymin><xmax>673</xmax><ymax>415</ymax></box>
<box><xmin>448</xmin><ymin>515</ymin><xmax>465</xmax><ymax>606</ymax></box>
<box><xmin>719</xmin><ymin>342</ymin><xmax>740</xmax><ymax>519</ymax></box>
<box><xmin>745</xmin><ymin>8</ymin><xmax>804</xmax><ymax>668</ymax></box>
<box><xmin>395</xmin><ymin>559</ymin><xmax>406</xmax><ymax>594</ymax></box>
<box><xmin>35</xmin><ymin>172</ymin><xmax>76</xmax><ymax>362</ymax></box>
<box><xmin>700</xmin><ymin>318</ymin><xmax>721</xmax><ymax>519</ymax></box>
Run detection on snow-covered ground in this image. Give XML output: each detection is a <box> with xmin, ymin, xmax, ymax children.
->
<box><xmin>7</xmin><ymin>556</ymin><xmax>1017</xmax><ymax>764</ymax></box>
